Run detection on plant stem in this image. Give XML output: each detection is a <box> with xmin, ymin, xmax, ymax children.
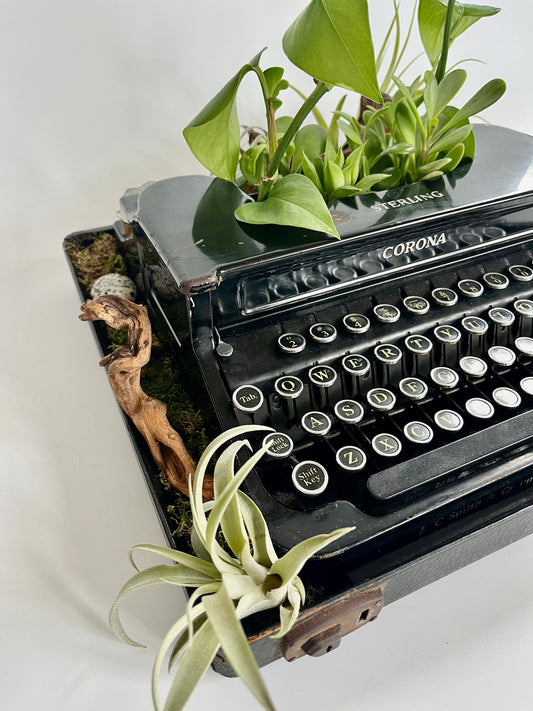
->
<box><xmin>266</xmin><ymin>81</ymin><xmax>331</xmax><ymax>180</ymax></box>
<box><xmin>253</xmin><ymin>67</ymin><xmax>279</xmax><ymax>161</ymax></box>
<box><xmin>436</xmin><ymin>0</ymin><xmax>456</xmax><ymax>82</ymax></box>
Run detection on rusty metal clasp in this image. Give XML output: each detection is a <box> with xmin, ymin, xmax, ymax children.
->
<box><xmin>281</xmin><ymin>587</ymin><xmax>384</xmax><ymax>662</ymax></box>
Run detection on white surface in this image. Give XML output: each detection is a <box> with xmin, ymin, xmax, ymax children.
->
<box><xmin>2</xmin><ymin>1</ymin><xmax>533</xmax><ymax>710</ymax></box>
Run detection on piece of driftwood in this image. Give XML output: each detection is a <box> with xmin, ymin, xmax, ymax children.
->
<box><xmin>79</xmin><ymin>294</ymin><xmax>213</xmax><ymax>500</ymax></box>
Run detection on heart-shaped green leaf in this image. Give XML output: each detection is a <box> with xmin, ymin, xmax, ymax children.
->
<box><xmin>282</xmin><ymin>0</ymin><xmax>381</xmax><ymax>102</ymax></box>
<box><xmin>235</xmin><ymin>174</ymin><xmax>340</xmax><ymax>237</ymax></box>
<box><xmin>183</xmin><ymin>50</ymin><xmax>264</xmax><ymax>182</ymax></box>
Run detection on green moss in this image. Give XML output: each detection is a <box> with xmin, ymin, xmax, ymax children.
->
<box><xmin>65</xmin><ymin>232</ymin><xmax>124</xmax><ymax>294</ymax></box>
<box><xmin>141</xmin><ymin>353</ymin><xmax>212</xmax><ymax>462</ymax></box>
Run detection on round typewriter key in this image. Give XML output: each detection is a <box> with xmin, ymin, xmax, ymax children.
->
<box><xmin>342</xmin><ymin>353</ymin><xmax>371</xmax><ymax>377</ymax></box>
<box><xmin>514</xmin><ymin>298</ymin><xmax>533</xmax><ymax>318</ymax></box>
<box><xmin>334</xmin><ymin>399</ymin><xmax>365</xmax><ymax>424</ymax></box>
<box><xmin>301</xmin><ymin>411</ymin><xmax>332</xmax><ymax>436</ymax></box>
<box><xmin>403</xmin><ymin>421</ymin><xmax>433</xmax><ymax>444</ymax></box>
<box><xmin>367</xmin><ymin>387</ymin><xmax>396</xmax><ymax>411</ymax></box>
<box><xmin>336</xmin><ymin>445</ymin><xmax>366</xmax><ymax>471</ymax></box>
<box><xmin>483</xmin><ymin>272</ymin><xmax>509</xmax><ymax>290</ymax></box>
<box><xmin>488</xmin><ymin>345</ymin><xmax>516</xmax><ymax>367</ymax></box>
<box><xmin>512</xmin><ymin>265</ymin><xmax>533</xmax><ymax>283</ymax></box>
<box><xmin>430</xmin><ymin>366</ymin><xmax>459</xmax><ymax>389</ymax></box>
<box><xmin>373</xmin><ymin>303</ymin><xmax>400</xmax><ymax>323</ymax></box>
<box><xmin>262</xmin><ymin>432</ymin><xmax>294</xmax><ymax>458</ymax></box>
<box><xmin>515</xmin><ymin>336</ymin><xmax>533</xmax><ymax>357</ymax></box>
<box><xmin>309</xmin><ymin>322</ymin><xmax>337</xmax><ymax>343</ymax></box>
<box><xmin>461</xmin><ymin>315</ymin><xmax>489</xmax><ymax>335</ymax></box>
<box><xmin>434</xmin><ymin>409</ymin><xmax>464</xmax><ymax>432</ymax></box>
<box><xmin>274</xmin><ymin>375</ymin><xmax>304</xmax><ymax>399</ymax></box>
<box><xmin>432</xmin><ymin>287</ymin><xmax>458</xmax><ymax>306</ymax></box>
<box><xmin>292</xmin><ymin>460</ymin><xmax>329</xmax><ymax>496</ymax></box>
<box><xmin>492</xmin><ymin>387</ymin><xmax>521</xmax><ymax>409</ymax></box>
<box><xmin>343</xmin><ymin>313</ymin><xmax>370</xmax><ymax>334</ymax></box>
<box><xmin>457</xmin><ymin>279</ymin><xmax>484</xmax><ymax>297</ymax></box>
<box><xmin>374</xmin><ymin>343</ymin><xmax>402</xmax><ymax>365</ymax></box>
<box><xmin>465</xmin><ymin>397</ymin><xmax>495</xmax><ymax>419</ymax></box>
<box><xmin>509</xmin><ymin>265</ymin><xmax>533</xmax><ymax>282</ymax></box>
<box><xmin>520</xmin><ymin>377</ymin><xmax>533</xmax><ymax>396</ymax></box>
<box><xmin>232</xmin><ymin>384</ymin><xmax>264</xmax><ymax>413</ymax></box>
<box><xmin>434</xmin><ymin>324</ymin><xmax>461</xmax><ymax>344</ymax></box>
<box><xmin>403</xmin><ymin>295</ymin><xmax>430</xmax><ymax>314</ymax></box>
<box><xmin>308</xmin><ymin>364</ymin><xmax>337</xmax><ymax>388</ymax></box>
<box><xmin>278</xmin><ymin>332</ymin><xmax>306</xmax><ymax>354</ymax></box>
<box><xmin>488</xmin><ymin>307</ymin><xmax>515</xmax><ymax>327</ymax></box>
<box><xmin>405</xmin><ymin>334</ymin><xmax>433</xmax><ymax>355</ymax></box>
<box><xmin>459</xmin><ymin>356</ymin><xmax>488</xmax><ymax>378</ymax></box>
<box><xmin>372</xmin><ymin>433</ymin><xmax>402</xmax><ymax>457</ymax></box>
<box><xmin>399</xmin><ymin>377</ymin><xmax>428</xmax><ymax>400</ymax></box>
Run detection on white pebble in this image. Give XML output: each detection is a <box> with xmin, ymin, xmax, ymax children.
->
<box><xmin>90</xmin><ymin>273</ymin><xmax>137</xmax><ymax>301</ymax></box>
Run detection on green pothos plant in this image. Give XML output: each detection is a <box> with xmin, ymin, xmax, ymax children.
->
<box><xmin>184</xmin><ymin>0</ymin><xmax>505</xmax><ymax>238</ymax></box>
<box><xmin>110</xmin><ymin>425</ymin><xmax>352</xmax><ymax>711</ymax></box>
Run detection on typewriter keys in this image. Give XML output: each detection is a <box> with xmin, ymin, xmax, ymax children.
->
<box><xmin>232</xmin><ymin>384</ymin><xmax>264</xmax><ymax>413</ymax></box>
<box><xmin>457</xmin><ymin>279</ymin><xmax>484</xmax><ymax>297</ymax></box>
<box><xmin>430</xmin><ymin>367</ymin><xmax>459</xmax><ymax>389</ymax></box>
<box><xmin>403</xmin><ymin>421</ymin><xmax>433</xmax><ymax>444</ymax></box>
<box><xmin>278</xmin><ymin>332</ymin><xmax>306</xmax><ymax>354</ymax></box>
<box><xmin>336</xmin><ymin>446</ymin><xmax>366</xmax><ymax>471</ymax></box>
<box><xmin>459</xmin><ymin>356</ymin><xmax>488</xmax><ymax>378</ymax></box>
<box><xmin>434</xmin><ymin>409</ymin><xmax>464</xmax><ymax>431</ymax></box>
<box><xmin>432</xmin><ymin>287</ymin><xmax>458</xmax><ymax>306</ymax></box>
<box><xmin>488</xmin><ymin>346</ymin><xmax>516</xmax><ymax>368</ymax></box>
<box><xmin>520</xmin><ymin>377</ymin><xmax>533</xmax><ymax>395</ymax></box>
<box><xmin>399</xmin><ymin>377</ymin><xmax>428</xmax><ymax>400</ymax></box>
<box><xmin>343</xmin><ymin>313</ymin><xmax>370</xmax><ymax>334</ymax></box>
<box><xmin>334</xmin><ymin>399</ymin><xmax>365</xmax><ymax>423</ymax></box>
<box><xmin>492</xmin><ymin>387</ymin><xmax>521</xmax><ymax>409</ymax></box>
<box><xmin>301</xmin><ymin>411</ymin><xmax>332</xmax><ymax>436</ymax></box>
<box><xmin>309</xmin><ymin>322</ymin><xmax>337</xmax><ymax>343</ymax></box>
<box><xmin>292</xmin><ymin>460</ymin><xmax>328</xmax><ymax>496</ymax></box>
<box><xmin>515</xmin><ymin>337</ymin><xmax>533</xmax><ymax>357</ymax></box>
<box><xmin>509</xmin><ymin>264</ymin><xmax>533</xmax><ymax>281</ymax></box>
<box><xmin>274</xmin><ymin>375</ymin><xmax>304</xmax><ymax>399</ymax></box>
<box><xmin>372</xmin><ymin>433</ymin><xmax>402</xmax><ymax>457</ymax></box>
<box><xmin>483</xmin><ymin>272</ymin><xmax>509</xmax><ymax>290</ymax></box>
<box><xmin>373</xmin><ymin>303</ymin><xmax>400</xmax><ymax>323</ymax></box>
<box><xmin>465</xmin><ymin>398</ymin><xmax>495</xmax><ymax>419</ymax></box>
<box><xmin>403</xmin><ymin>295</ymin><xmax>430</xmax><ymax>314</ymax></box>
<box><xmin>263</xmin><ymin>432</ymin><xmax>294</xmax><ymax>458</ymax></box>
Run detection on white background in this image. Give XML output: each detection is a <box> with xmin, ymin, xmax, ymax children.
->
<box><xmin>2</xmin><ymin>2</ymin><xmax>533</xmax><ymax>710</ymax></box>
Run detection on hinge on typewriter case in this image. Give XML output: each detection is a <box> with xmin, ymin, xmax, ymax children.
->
<box><xmin>280</xmin><ymin>587</ymin><xmax>384</xmax><ymax>661</ymax></box>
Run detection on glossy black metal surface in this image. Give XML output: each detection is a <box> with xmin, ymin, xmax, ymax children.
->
<box><xmin>123</xmin><ymin>125</ymin><xmax>533</xmax><ymax>294</ymax></box>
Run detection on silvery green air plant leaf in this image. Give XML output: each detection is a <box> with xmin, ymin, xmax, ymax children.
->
<box><xmin>282</xmin><ymin>0</ymin><xmax>381</xmax><ymax>103</ymax></box>
<box><xmin>183</xmin><ymin>50</ymin><xmax>265</xmax><ymax>183</ymax></box>
<box><xmin>109</xmin><ymin>425</ymin><xmax>353</xmax><ymax>711</ymax></box>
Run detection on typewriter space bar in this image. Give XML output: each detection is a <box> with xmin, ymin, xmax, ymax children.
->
<box><xmin>366</xmin><ymin>410</ymin><xmax>533</xmax><ymax>503</ymax></box>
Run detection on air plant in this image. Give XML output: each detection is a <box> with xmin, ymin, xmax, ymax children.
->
<box><xmin>109</xmin><ymin>425</ymin><xmax>352</xmax><ymax>711</ymax></box>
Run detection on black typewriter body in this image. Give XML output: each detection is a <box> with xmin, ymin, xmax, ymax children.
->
<box><xmin>123</xmin><ymin>125</ymin><xmax>533</xmax><ymax>573</ymax></box>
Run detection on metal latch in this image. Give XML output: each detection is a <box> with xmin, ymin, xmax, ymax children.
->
<box><xmin>281</xmin><ymin>587</ymin><xmax>384</xmax><ymax>662</ymax></box>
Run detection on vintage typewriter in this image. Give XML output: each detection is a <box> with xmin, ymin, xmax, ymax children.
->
<box><xmin>121</xmin><ymin>125</ymin><xmax>533</xmax><ymax>573</ymax></box>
